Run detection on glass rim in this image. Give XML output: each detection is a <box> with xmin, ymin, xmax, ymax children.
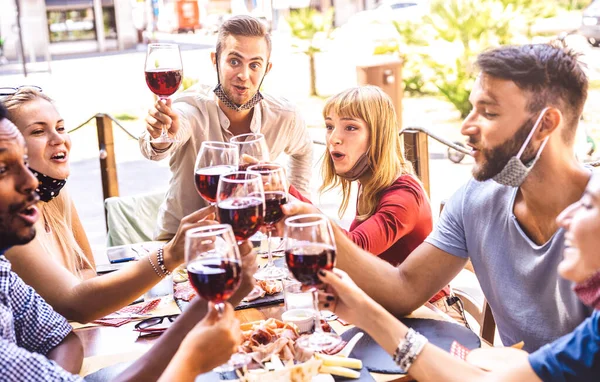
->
<box><xmin>220</xmin><ymin>171</ymin><xmax>261</xmax><ymax>183</ymax></box>
<box><xmin>247</xmin><ymin>163</ymin><xmax>284</xmax><ymax>174</ymax></box>
<box><xmin>201</xmin><ymin>141</ymin><xmax>238</xmax><ymax>150</ymax></box>
<box><xmin>185</xmin><ymin>223</ymin><xmax>233</xmax><ymax>239</ymax></box>
<box><xmin>284</xmin><ymin>213</ymin><xmax>329</xmax><ymax>228</ymax></box>
<box><xmin>230</xmin><ymin>133</ymin><xmax>265</xmax><ymax>144</ymax></box>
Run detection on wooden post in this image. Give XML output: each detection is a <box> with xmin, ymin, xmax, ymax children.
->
<box><xmin>403</xmin><ymin>130</ymin><xmax>430</xmax><ymax>196</ymax></box>
<box><xmin>96</xmin><ymin>114</ymin><xmax>119</xmax><ymax>230</ymax></box>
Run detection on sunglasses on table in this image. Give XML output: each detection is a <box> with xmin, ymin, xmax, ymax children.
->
<box><xmin>134</xmin><ymin>314</ymin><xmax>180</xmax><ymax>333</ymax></box>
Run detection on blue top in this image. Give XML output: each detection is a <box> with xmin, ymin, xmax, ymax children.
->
<box><xmin>425</xmin><ymin>178</ymin><xmax>592</xmax><ymax>352</ymax></box>
<box><xmin>529</xmin><ymin>310</ymin><xmax>600</xmax><ymax>382</ymax></box>
<box><xmin>0</xmin><ymin>253</ymin><xmax>82</xmax><ymax>381</ymax></box>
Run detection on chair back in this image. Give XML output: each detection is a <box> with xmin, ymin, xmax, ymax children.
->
<box><xmin>105</xmin><ymin>191</ymin><xmax>165</xmax><ymax>246</ymax></box>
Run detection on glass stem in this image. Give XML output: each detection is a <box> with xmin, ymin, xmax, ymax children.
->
<box><xmin>266</xmin><ymin>229</ymin><xmax>274</xmax><ymax>268</ymax></box>
<box><xmin>311</xmin><ymin>288</ymin><xmax>324</xmax><ymax>334</ymax></box>
<box><xmin>215</xmin><ymin>302</ymin><xmax>225</xmax><ymax>316</ymax></box>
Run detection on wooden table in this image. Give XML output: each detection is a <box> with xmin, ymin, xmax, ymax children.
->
<box><xmin>76</xmin><ymin>301</ymin><xmax>465</xmax><ymax>381</ymax></box>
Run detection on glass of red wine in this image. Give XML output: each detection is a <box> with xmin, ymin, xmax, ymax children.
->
<box><xmin>230</xmin><ymin>133</ymin><xmax>270</xmax><ymax>171</ymax></box>
<box><xmin>194</xmin><ymin>141</ymin><xmax>239</xmax><ymax>205</ymax></box>
<box><xmin>216</xmin><ymin>171</ymin><xmax>266</xmax><ymax>242</ymax></box>
<box><xmin>184</xmin><ymin>223</ymin><xmax>249</xmax><ymax>371</ymax></box>
<box><xmin>248</xmin><ymin>163</ymin><xmax>288</xmax><ymax>280</ymax></box>
<box><xmin>284</xmin><ymin>214</ymin><xmax>341</xmax><ymax>351</ymax></box>
<box><xmin>144</xmin><ymin>43</ymin><xmax>183</xmax><ymax>144</ymax></box>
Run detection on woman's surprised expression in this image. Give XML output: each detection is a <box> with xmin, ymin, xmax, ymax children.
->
<box><xmin>325</xmin><ymin>112</ymin><xmax>370</xmax><ymax>175</ymax></box>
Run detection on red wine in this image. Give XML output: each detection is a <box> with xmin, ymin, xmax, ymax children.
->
<box><xmin>217</xmin><ymin>197</ymin><xmax>264</xmax><ymax>240</ymax></box>
<box><xmin>238</xmin><ymin>163</ymin><xmax>251</xmax><ymax>171</ymax></box>
<box><xmin>285</xmin><ymin>244</ymin><xmax>336</xmax><ymax>286</ymax></box>
<box><xmin>145</xmin><ymin>69</ymin><xmax>182</xmax><ymax>98</ymax></box>
<box><xmin>187</xmin><ymin>258</ymin><xmax>242</xmax><ymax>303</ymax></box>
<box><xmin>264</xmin><ymin>191</ymin><xmax>287</xmax><ymax>226</ymax></box>
<box><xmin>194</xmin><ymin>166</ymin><xmax>235</xmax><ymax>203</ymax></box>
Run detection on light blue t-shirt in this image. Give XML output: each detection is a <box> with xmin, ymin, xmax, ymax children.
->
<box><xmin>426</xmin><ymin>179</ymin><xmax>592</xmax><ymax>352</ymax></box>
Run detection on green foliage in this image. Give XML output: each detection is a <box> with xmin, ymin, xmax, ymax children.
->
<box><xmin>287</xmin><ymin>7</ymin><xmax>334</xmax><ymax>54</ymax></box>
<box><xmin>286</xmin><ymin>8</ymin><xmax>335</xmax><ymax>96</ymax></box>
<box><xmin>181</xmin><ymin>77</ymin><xmax>198</xmax><ymax>91</ymax></box>
<box><xmin>113</xmin><ymin>113</ymin><xmax>138</xmax><ymax>121</ymax></box>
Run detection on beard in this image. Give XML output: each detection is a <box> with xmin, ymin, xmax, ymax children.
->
<box><xmin>0</xmin><ymin>219</ymin><xmax>36</xmax><ymax>249</ymax></box>
<box><xmin>471</xmin><ymin>115</ymin><xmax>540</xmax><ymax>181</ymax></box>
<box><xmin>0</xmin><ymin>197</ymin><xmax>38</xmax><ymax>250</ymax></box>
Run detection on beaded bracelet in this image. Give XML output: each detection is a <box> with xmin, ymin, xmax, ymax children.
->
<box><xmin>393</xmin><ymin>328</ymin><xmax>429</xmax><ymax>372</ymax></box>
<box><xmin>157</xmin><ymin>246</ymin><xmax>171</xmax><ymax>276</ymax></box>
<box><xmin>147</xmin><ymin>254</ymin><xmax>164</xmax><ymax>279</ymax></box>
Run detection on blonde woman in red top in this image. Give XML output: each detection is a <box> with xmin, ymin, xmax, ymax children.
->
<box><xmin>286</xmin><ymin>86</ymin><xmax>459</xmax><ymax>319</ymax></box>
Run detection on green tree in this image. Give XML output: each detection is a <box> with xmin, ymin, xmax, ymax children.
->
<box><xmin>286</xmin><ymin>8</ymin><xmax>334</xmax><ymax>96</ymax></box>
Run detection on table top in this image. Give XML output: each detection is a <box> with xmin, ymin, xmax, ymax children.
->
<box><xmin>77</xmin><ymin>301</ymin><xmax>463</xmax><ymax>382</ymax></box>
<box><xmin>80</xmin><ymin>245</ymin><xmax>481</xmax><ymax>381</ymax></box>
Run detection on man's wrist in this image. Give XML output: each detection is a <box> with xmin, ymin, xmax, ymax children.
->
<box><xmin>150</xmin><ymin>142</ymin><xmax>173</xmax><ymax>152</ymax></box>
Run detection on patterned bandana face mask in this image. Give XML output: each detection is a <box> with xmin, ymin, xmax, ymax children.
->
<box><xmin>213</xmin><ymin>57</ymin><xmax>266</xmax><ymax>112</ymax></box>
<box><xmin>213</xmin><ymin>84</ymin><xmax>263</xmax><ymax>112</ymax></box>
<box><xmin>29</xmin><ymin>167</ymin><xmax>67</xmax><ymax>202</ymax></box>
<box><xmin>492</xmin><ymin>107</ymin><xmax>550</xmax><ymax>188</ymax></box>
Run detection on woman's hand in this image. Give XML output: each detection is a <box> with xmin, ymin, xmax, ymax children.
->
<box><xmin>177</xmin><ymin>302</ymin><xmax>241</xmax><ymax>374</ymax></box>
<box><xmin>230</xmin><ymin>240</ymin><xmax>258</xmax><ymax>304</ymax></box>
<box><xmin>316</xmin><ymin>268</ymin><xmax>377</xmax><ymax>328</ymax></box>
<box><xmin>163</xmin><ymin>206</ymin><xmax>217</xmax><ymax>271</ymax></box>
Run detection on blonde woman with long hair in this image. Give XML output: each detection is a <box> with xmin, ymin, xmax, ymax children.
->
<box><xmin>286</xmin><ymin>86</ymin><xmax>458</xmax><ymax>313</ymax></box>
<box><xmin>3</xmin><ymin>88</ymin><xmax>257</xmax><ymax>323</ymax></box>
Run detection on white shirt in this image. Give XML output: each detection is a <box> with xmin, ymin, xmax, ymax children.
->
<box><xmin>139</xmin><ymin>84</ymin><xmax>313</xmax><ymax>240</ymax></box>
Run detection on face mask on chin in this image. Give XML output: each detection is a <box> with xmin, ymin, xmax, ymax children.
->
<box><xmin>337</xmin><ymin>148</ymin><xmax>371</xmax><ymax>181</ymax></box>
<box><xmin>29</xmin><ymin>167</ymin><xmax>67</xmax><ymax>202</ymax></box>
<box><xmin>213</xmin><ymin>57</ymin><xmax>266</xmax><ymax>112</ymax></box>
<box><xmin>492</xmin><ymin>107</ymin><xmax>551</xmax><ymax>187</ymax></box>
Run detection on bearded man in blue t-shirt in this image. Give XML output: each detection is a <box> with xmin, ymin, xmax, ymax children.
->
<box><xmin>317</xmin><ymin>43</ymin><xmax>595</xmax><ymax>353</ymax></box>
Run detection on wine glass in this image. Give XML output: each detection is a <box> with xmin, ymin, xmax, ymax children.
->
<box><xmin>194</xmin><ymin>141</ymin><xmax>239</xmax><ymax>205</ymax></box>
<box><xmin>284</xmin><ymin>214</ymin><xmax>341</xmax><ymax>351</ymax></box>
<box><xmin>216</xmin><ymin>171</ymin><xmax>265</xmax><ymax>242</ymax></box>
<box><xmin>185</xmin><ymin>224</ymin><xmax>249</xmax><ymax>371</ymax></box>
<box><xmin>248</xmin><ymin>163</ymin><xmax>288</xmax><ymax>280</ymax></box>
<box><xmin>230</xmin><ymin>133</ymin><xmax>270</xmax><ymax>171</ymax></box>
<box><xmin>144</xmin><ymin>43</ymin><xmax>183</xmax><ymax>144</ymax></box>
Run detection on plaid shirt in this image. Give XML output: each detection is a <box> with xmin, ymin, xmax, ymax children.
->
<box><xmin>0</xmin><ymin>251</ymin><xmax>82</xmax><ymax>381</ymax></box>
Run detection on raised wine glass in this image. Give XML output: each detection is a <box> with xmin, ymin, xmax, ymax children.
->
<box><xmin>230</xmin><ymin>133</ymin><xmax>270</xmax><ymax>171</ymax></box>
<box><xmin>216</xmin><ymin>171</ymin><xmax>265</xmax><ymax>242</ymax></box>
<box><xmin>284</xmin><ymin>214</ymin><xmax>341</xmax><ymax>351</ymax></box>
<box><xmin>185</xmin><ymin>224</ymin><xmax>249</xmax><ymax>371</ymax></box>
<box><xmin>194</xmin><ymin>141</ymin><xmax>239</xmax><ymax>205</ymax></box>
<box><xmin>248</xmin><ymin>163</ymin><xmax>288</xmax><ymax>280</ymax></box>
<box><xmin>144</xmin><ymin>43</ymin><xmax>183</xmax><ymax>144</ymax></box>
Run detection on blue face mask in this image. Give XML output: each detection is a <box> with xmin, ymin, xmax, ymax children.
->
<box><xmin>492</xmin><ymin>107</ymin><xmax>550</xmax><ymax>187</ymax></box>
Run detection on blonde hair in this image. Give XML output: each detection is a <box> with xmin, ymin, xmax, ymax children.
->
<box><xmin>320</xmin><ymin>86</ymin><xmax>414</xmax><ymax>221</ymax></box>
<box><xmin>5</xmin><ymin>88</ymin><xmax>90</xmax><ymax>278</ymax></box>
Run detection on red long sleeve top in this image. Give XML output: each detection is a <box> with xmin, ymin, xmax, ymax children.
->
<box><xmin>290</xmin><ymin>175</ymin><xmax>449</xmax><ymax>301</ymax></box>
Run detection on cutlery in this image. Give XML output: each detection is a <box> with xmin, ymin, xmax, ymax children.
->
<box><xmin>336</xmin><ymin>332</ymin><xmax>364</xmax><ymax>358</ymax></box>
